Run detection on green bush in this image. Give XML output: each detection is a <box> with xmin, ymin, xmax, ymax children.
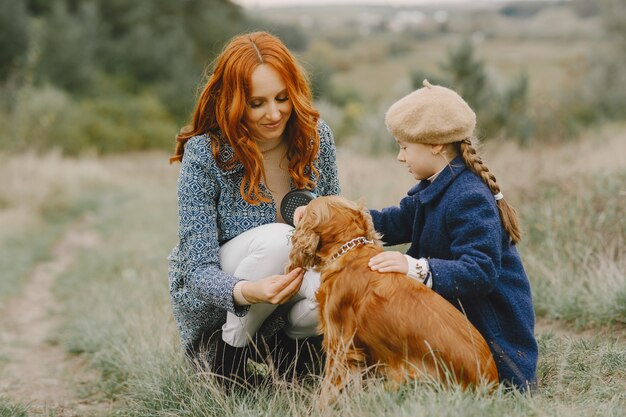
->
<box><xmin>410</xmin><ymin>41</ymin><xmax>534</xmax><ymax>143</ymax></box>
<box><xmin>34</xmin><ymin>1</ymin><xmax>101</xmax><ymax>94</ymax></box>
<box><xmin>0</xmin><ymin>0</ymin><xmax>29</xmax><ymax>81</ymax></box>
<box><xmin>304</xmin><ymin>42</ymin><xmax>341</xmax><ymax>100</ymax></box>
<box><xmin>5</xmin><ymin>85</ymin><xmax>176</xmax><ymax>155</ymax></box>
<box><xmin>64</xmin><ymin>94</ymin><xmax>176</xmax><ymax>154</ymax></box>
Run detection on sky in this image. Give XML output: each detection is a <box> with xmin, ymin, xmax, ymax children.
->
<box><xmin>231</xmin><ymin>0</ymin><xmax>499</xmax><ymax>8</ymax></box>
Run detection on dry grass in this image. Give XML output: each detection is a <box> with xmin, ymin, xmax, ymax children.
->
<box><xmin>0</xmin><ymin>125</ymin><xmax>624</xmax><ymax>416</ymax></box>
<box><xmin>0</xmin><ymin>151</ymin><xmax>115</xmax><ymax>300</ymax></box>
<box><xmin>0</xmin><ymin>151</ymin><xmax>110</xmax><ymax>230</ymax></box>
<box><xmin>338</xmin><ymin>123</ymin><xmax>626</xmax><ymax>208</ymax></box>
<box><xmin>483</xmin><ymin>124</ymin><xmax>626</xmax><ymax>204</ymax></box>
<box><xmin>330</xmin><ymin>35</ymin><xmax>596</xmax><ymax>106</ymax></box>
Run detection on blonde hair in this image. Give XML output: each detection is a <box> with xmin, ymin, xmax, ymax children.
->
<box><xmin>456</xmin><ymin>138</ymin><xmax>522</xmax><ymax>244</ymax></box>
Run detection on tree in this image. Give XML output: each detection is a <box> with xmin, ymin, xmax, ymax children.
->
<box><xmin>35</xmin><ymin>1</ymin><xmax>101</xmax><ymax>93</ymax></box>
<box><xmin>592</xmin><ymin>0</ymin><xmax>626</xmax><ymax>119</ymax></box>
<box><xmin>411</xmin><ymin>40</ymin><xmax>532</xmax><ymax>142</ymax></box>
<box><xmin>0</xmin><ymin>0</ymin><xmax>29</xmax><ymax>81</ymax></box>
<box><xmin>440</xmin><ymin>40</ymin><xmax>491</xmax><ymax>114</ymax></box>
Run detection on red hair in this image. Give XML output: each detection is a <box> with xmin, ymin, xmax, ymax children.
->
<box><xmin>170</xmin><ymin>31</ymin><xmax>320</xmax><ymax>204</ymax></box>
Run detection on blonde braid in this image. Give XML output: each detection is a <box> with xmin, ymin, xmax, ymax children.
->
<box><xmin>458</xmin><ymin>138</ymin><xmax>521</xmax><ymax>244</ymax></box>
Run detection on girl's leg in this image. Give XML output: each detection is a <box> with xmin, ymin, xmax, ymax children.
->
<box><xmin>220</xmin><ymin>223</ymin><xmax>293</xmax><ymax>348</ymax></box>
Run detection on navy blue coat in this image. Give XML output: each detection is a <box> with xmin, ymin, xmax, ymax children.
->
<box><xmin>370</xmin><ymin>157</ymin><xmax>538</xmax><ymax>390</ymax></box>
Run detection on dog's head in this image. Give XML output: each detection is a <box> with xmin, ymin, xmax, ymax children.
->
<box><xmin>287</xmin><ymin>196</ymin><xmax>381</xmax><ymax>271</ymax></box>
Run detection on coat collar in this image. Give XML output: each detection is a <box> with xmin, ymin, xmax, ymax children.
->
<box><xmin>407</xmin><ymin>156</ymin><xmax>467</xmax><ymax>204</ymax></box>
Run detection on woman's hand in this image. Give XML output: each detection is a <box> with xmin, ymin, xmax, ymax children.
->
<box><xmin>368</xmin><ymin>251</ymin><xmax>408</xmax><ymax>274</ymax></box>
<box><xmin>293</xmin><ymin>206</ymin><xmax>307</xmax><ymax>226</ymax></box>
<box><xmin>241</xmin><ymin>267</ymin><xmax>305</xmax><ymax>304</ymax></box>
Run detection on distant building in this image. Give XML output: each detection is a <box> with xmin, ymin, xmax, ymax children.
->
<box><xmin>388</xmin><ymin>10</ymin><xmax>425</xmax><ymax>32</ymax></box>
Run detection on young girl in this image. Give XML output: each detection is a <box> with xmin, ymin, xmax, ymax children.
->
<box><xmin>368</xmin><ymin>80</ymin><xmax>538</xmax><ymax>391</ymax></box>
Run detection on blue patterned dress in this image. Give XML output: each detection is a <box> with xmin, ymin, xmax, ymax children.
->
<box><xmin>168</xmin><ymin>120</ymin><xmax>341</xmax><ymax>360</ymax></box>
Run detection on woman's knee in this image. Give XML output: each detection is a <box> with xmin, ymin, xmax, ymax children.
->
<box><xmin>248</xmin><ymin>223</ymin><xmax>294</xmax><ymax>260</ymax></box>
<box><xmin>220</xmin><ymin>223</ymin><xmax>294</xmax><ymax>275</ymax></box>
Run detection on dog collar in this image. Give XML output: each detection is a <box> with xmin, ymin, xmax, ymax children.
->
<box><xmin>327</xmin><ymin>236</ymin><xmax>374</xmax><ymax>264</ymax></box>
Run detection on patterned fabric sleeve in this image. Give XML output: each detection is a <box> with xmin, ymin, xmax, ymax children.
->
<box><xmin>315</xmin><ymin>120</ymin><xmax>341</xmax><ymax>196</ymax></box>
<box><xmin>177</xmin><ymin>136</ymin><xmax>249</xmax><ymax>316</ymax></box>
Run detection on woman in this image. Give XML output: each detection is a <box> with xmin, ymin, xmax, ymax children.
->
<box><xmin>168</xmin><ymin>31</ymin><xmax>340</xmax><ymax>385</ymax></box>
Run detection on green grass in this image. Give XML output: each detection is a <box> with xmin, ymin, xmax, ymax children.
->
<box><xmin>520</xmin><ymin>172</ymin><xmax>626</xmax><ymax>326</ymax></box>
<box><xmin>45</xmin><ymin>332</ymin><xmax>626</xmax><ymax>417</ymax></box>
<box><xmin>538</xmin><ymin>334</ymin><xmax>626</xmax><ymax>403</ymax></box>
<box><xmin>33</xmin><ymin>145</ymin><xmax>622</xmax><ymax>416</ymax></box>
<box><xmin>0</xmin><ymin>152</ymin><xmax>114</xmax><ymax>301</ymax></box>
<box><xmin>0</xmin><ymin>221</ymin><xmax>63</xmax><ymax>300</ymax></box>
<box><xmin>1</xmin><ymin>134</ymin><xmax>624</xmax><ymax>415</ymax></box>
<box><xmin>328</xmin><ymin>35</ymin><xmax>594</xmax><ymax>109</ymax></box>
<box><xmin>0</xmin><ymin>398</ymin><xmax>28</xmax><ymax>417</ymax></box>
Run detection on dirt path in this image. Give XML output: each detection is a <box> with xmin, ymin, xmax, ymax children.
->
<box><xmin>0</xmin><ymin>215</ymin><xmax>111</xmax><ymax>416</ymax></box>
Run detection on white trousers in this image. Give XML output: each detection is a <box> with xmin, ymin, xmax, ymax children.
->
<box><xmin>219</xmin><ymin>223</ymin><xmax>320</xmax><ymax>347</ymax></box>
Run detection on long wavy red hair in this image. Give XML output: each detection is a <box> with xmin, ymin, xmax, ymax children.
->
<box><xmin>169</xmin><ymin>31</ymin><xmax>320</xmax><ymax>204</ymax></box>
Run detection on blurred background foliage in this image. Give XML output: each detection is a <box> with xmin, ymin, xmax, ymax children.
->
<box><xmin>0</xmin><ymin>0</ymin><xmax>308</xmax><ymax>155</ymax></box>
<box><xmin>0</xmin><ymin>0</ymin><xmax>625</xmax><ymax>155</ymax></box>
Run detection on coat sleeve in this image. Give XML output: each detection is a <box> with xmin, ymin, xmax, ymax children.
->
<box><xmin>369</xmin><ymin>194</ymin><xmax>416</xmax><ymax>246</ymax></box>
<box><xmin>176</xmin><ymin>137</ymin><xmax>249</xmax><ymax>316</ymax></box>
<box><xmin>314</xmin><ymin>120</ymin><xmax>341</xmax><ymax>196</ymax></box>
<box><xmin>429</xmin><ymin>190</ymin><xmax>502</xmax><ymax>299</ymax></box>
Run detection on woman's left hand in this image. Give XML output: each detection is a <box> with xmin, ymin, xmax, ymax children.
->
<box><xmin>368</xmin><ymin>251</ymin><xmax>408</xmax><ymax>274</ymax></box>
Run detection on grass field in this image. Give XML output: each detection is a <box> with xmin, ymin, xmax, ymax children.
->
<box><xmin>0</xmin><ymin>123</ymin><xmax>624</xmax><ymax>416</ymax></box>
<box><xmin>258</xmin><ymin>3</ymin><xmax>602</xmax><ymax>108</ymax></box>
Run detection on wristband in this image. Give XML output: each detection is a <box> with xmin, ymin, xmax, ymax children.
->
<box><xmin>404</xmin><ymin>255</ymin><xmax>433</xmax><ymax>288</ymax></box>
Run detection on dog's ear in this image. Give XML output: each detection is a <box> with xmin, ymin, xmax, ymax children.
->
<box><xmin>287</xmin><ymin>213</ymin><xmax>322</xmax><ymax>271</ymax></box>
<box><xmin>296</xmin><ymin>232</ymin><xmax>321</xmax><ymax>268</ymax></box>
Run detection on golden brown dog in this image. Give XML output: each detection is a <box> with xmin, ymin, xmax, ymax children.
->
<box><xmin>287</xmin><ymin>196</ymin><xmax>498</xmax><ymax>399</ymax></box>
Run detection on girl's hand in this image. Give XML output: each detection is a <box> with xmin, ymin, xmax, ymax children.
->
<box><xmin>293</xmin><ymin>206</ymin><xmax>307</xmax><ymax>226</ymax></box>
<box><xmin>241</xmin><ymin>267</ymin><xmax>305</xmax><ymax>304</ymax></box>
<box><xmin>368</xmin><ymin>251</ymin><xmax>408</xmax><ymax>274</ymax></box>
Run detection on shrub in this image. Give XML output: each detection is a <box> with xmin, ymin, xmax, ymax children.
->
<box><xmin>34</xmin><ymin>1</ymin><xmax>101</xmax><ymax>94</ymax></box>
<box><xmin>410</xmin><ymin>41</ymin><xmax>533</xmax><ymax>143</ymax></box>
<box><xmin>0</xmin><ymin>0</ymin><xmax>29</xmax><ymax>81</ymax></box>
<box><xmin>5</xmin><ymin>85</ymin><xmax>176</xmax><ymax>155</ymax></box>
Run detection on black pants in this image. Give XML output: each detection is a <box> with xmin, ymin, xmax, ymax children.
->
<box><xmin>192</xmin><ymin>330</ymin><xmax>325</xmax><ymax>387</ymax></box>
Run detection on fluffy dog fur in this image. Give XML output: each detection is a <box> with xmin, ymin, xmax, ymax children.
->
<box><xmin>287</xmin><ymin>196</ymin><xmax>498</xmax><ymax>399</ymax></box>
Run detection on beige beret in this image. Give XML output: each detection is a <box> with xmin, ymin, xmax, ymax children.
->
<box><xmin>385</xmin><ymin>80</ymin><xmax>476</xmax><ymax>144</ymax></box>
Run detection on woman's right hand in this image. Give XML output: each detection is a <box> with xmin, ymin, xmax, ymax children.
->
<box><xmin>241</xmin><ymin>267</ymin><xmax>305</xmax><ymax>305</ymax></box>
